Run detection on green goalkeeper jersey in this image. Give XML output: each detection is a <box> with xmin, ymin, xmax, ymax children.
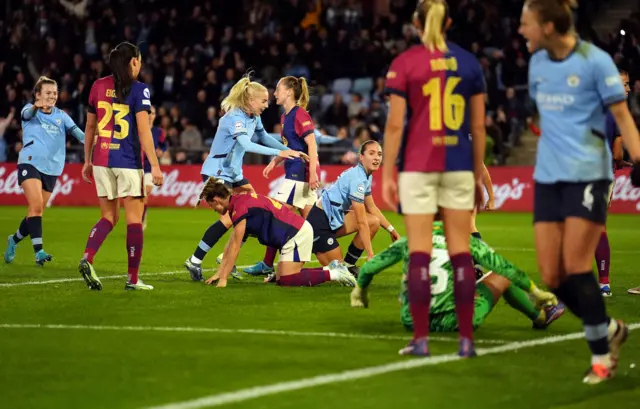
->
<box><xmin>358</xmin><ymin>221</ymin><xmax>533</xmax><ymax>316</ymax></box>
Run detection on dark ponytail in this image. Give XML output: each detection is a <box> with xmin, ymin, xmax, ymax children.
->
<box><xmin>108</xmin><ymin>42</ymin><xmax>141</xmax><ymax>102</ymax></box>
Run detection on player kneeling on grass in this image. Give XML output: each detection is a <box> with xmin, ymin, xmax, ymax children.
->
<box><xmin>351</xmin><ymin>221</ymin><xmax>566</xmax><ymax>354</ymax></box>
<box><xmin>197</xmin><ymin>178</ymin><xmax>355</xmax><ymax>288</ymax></box>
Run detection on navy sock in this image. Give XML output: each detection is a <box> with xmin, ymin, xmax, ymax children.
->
<box><xmin>26</xmin><ymin>216</ymin><xmax>43</xmax><ymax>253</ymax></box>
<box><xmin>13</xmin><ymin>217</ymin><xmax>29</xmax><ymax>243</ymax></box>
<box><xmin>344</xmin><ymin>243</ymin><xmax>364</xmax><ymax>265</ymax></box>
<box><xmin>193</xmin><ymin>221</ymin><xmax>229</xmax><ymax>262</ymax></box>
<box><xmin>569</xmin><ymin>272</ymin><xmax>610</xmax><ymax>355</ymax></box>
<box><xmin>471</xmin><ymin>232</ymin><xmax>482</xmax><ymax>240</ymax></box>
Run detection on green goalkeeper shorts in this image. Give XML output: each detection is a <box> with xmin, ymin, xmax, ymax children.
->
<box><xmin>400</xmin><ymin>283</ymin><xmax>495</xmax><ymax>333</ymax></box>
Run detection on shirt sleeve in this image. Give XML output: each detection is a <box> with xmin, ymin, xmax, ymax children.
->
<box><xmin>21</xmin><ymin>104</ymin><xmax>35</xmax><ymax>121</ymax></box>
<box><xmin>63</xmin><ymin>112</ymin><xmax>85</xmax><ymax>143</ymax></box>
<box><xmin>469</xmin><ymin>57</ymin><xmax>486</xmax><ymax>96</ymax></box>
<box><xmin>132</xmin><ymin>85</ymin><xmax>152</xmax><ymax>114</ymax></box>
<box><xmin>231</xmin><ymin>116</ymin><xmax>248</xmax><ymax>139</ymax></box>
<box><xmin>294</xmin><ymin>109</ymin><xmax>315</xmax><ymax>139</ymax></box>
<box><xmin>237</xmin><ymin>134</ymin><xmax>281</xmax><ymax>156</ymax></box>
<box><xmin>348</xmin><ymin>174</ymin><xmax>367</xmax><ymax>203</ymax></box>
<box><xmin>384</xmin><ymin>55</ymin><xmax>408</xmax><ymax>99</ymax></box>
<box><xmin>87</xmin><ymin>82</ymin><xmax>97</xmax><ymax>114</ymax></box>
<box><xmin>593</xmin><ymin>51</ymin><xmax>626</xmax><ymax>106</ymax></box>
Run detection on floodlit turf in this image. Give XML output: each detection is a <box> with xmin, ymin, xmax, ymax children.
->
<box><xmin>1</xmin><ymin>206</ymin><xmax>639</xmax><ymax>409</ymax></box>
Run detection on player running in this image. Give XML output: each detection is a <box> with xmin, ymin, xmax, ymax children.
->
<box><xmin>519</xmin><ymin>0</ymin><xmax>640</xmax><ymax>383</ymax></box>
<box><xmin>197</xmin><ymin>178</ymin><xmax>355</xmax><ymax>288</ymax></box>
<box><xmin>351</xmin><ymin>221</ymin><xmax>565</xmax><ymax>336</ymax></box>
<box><xmin>142</xmin><ymin>105</ymin><xmax>167</xmax><ymax>230</ymax></box>
<box><xmin>245</xmin><ymin>76</ymin><xmax>320</xmax><ymax>276</ymax></box>
<box><xmin>304</xmin><ymin>140</ymin><xmax>399</xmax><ymax>273</ymax></box>
<box><xmin>183</xmin><ymin>76</ymin><xmax>306</xmax><ymax>281</ymax></box>
<box><xmin>382</xmin><ymin>0</ymin><xmax>487</xmax><ymax>357</ymax></box>
<box><xmin>78</xmin><ymin>42</ymin><xmax>163</xmax><ymax>291</ymax></box>
<box><xmin>4</xmin><ymin>76</ymin><xmax>85</xmax><ymax>266</ymax></box>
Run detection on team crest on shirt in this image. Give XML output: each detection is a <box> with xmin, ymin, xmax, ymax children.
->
<box><xmin>282</xmin><ymin>136</ymin><xmax>288</xmax><ymax>146</ymax></box>
<box><xmin>101</xmin><ymin>142</ymin><xmax>108</xmax><ymax>149</ymax></box>
<box><xmin>567</xmin><ymin>75</ymin><xmax>580</xmax><ymax>87</ymax></box>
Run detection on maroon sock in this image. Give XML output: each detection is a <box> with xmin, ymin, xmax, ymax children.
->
<box><xmin>595</xmin><ymin>231</ymin><xmax>610</xmax><ymax>284</ymax></box>
<box><xmin>127</xmin><ymin>223</ymin><xmax>144</xmax><ymax>284</ymax></box>
<box><xmin>450</xmin><ymin>252</ymin><xmax>476</xmax><ymax>340</ymax></box>
<box><xmin>83</xmin><ymin>218</ymin><xmax>114</xmax><ymax>264</ymax></box>
<box><xmin>263</xmin><ymin>246</ymin><xmax>277</xmax><ymax>268</ymax></box>
<box><xmin>277</xmin><ymin>268</ymin><xmax>330</xmax><ymax>286</ymax></box>
<box><xmin>407</xmin><ymin>252</ymin><xmax>432</xmax><ymax>340</ymax></box>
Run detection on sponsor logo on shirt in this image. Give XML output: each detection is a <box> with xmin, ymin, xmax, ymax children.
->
<box><xmin>143</xmin><ymin>88</ymin><xmax>150</xmax><ymax>99</ymax></box>
<box><xmin>234</xmin><ymin>121</ymin><xmax>244</xmax><ymax>132</ymax></box>
<box><xmin>302</xmin><ymin>121</ymin><xmax>311</xmax><ymax>126</ymax></box>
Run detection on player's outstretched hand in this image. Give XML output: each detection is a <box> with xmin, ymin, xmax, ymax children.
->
<box><xmin>263</xmin><ymin>160</ymin><xmax>276</xmax><ymax>178</ymax></box>
<box><xmin>82</xmin><ymin>162</ymin><xmax>93</xmax><ymax>184</ymax></box>
<box><xmin>205</xmin><ymin>273</ymin><xmax>220</xmax><ymax>285</ymax></box>
<box><xmin>151</xmin><ymin>165</ymin><xmax>164</xmax><ymax>186</ymax></box>
<box><xmin>631</xmin><ymin>161</ymin><xmax>640</xmax><ymax>187</ymax></box>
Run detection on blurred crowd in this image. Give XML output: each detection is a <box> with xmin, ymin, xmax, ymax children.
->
<box><xmin>0</xmin><ymin>0</ymin><xmax>637</xmax><ymax>166</ymax></box>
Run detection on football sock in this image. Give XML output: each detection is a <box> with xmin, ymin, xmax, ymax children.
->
<box><xmin>471</xmin><ymin>231</ymin><xmax>482</xmax><ymax>240</ymax></box>
<box><xmin>552</xmin><ymin>279</ymin><xmax>583</xmax><ymax>318</ymax></box>
<box><xmin>83</xmin><ymin>218</ymin><xmax>114</xmax><ymax>264</ymax></box>
<box><xmin>127</xmin><ymin>223</ymin><xmax>144</xmax><ymax>284</ymax></box>
<box><xmin>26</xmin><ymin>216</ymin><xmax>43</xmax><ymax>253</ymax></box>
<box><xmin>568</xmin><ymin>272</ymin><xmax>610</xmax><ymax>356</ymax></box>
<box><xmin>503</xmin><ymin>285</ymin><xmax>540</xmax><ymax>321</ymax></box>
<box><xmin>277</xmin><ymin>268</ymin><xmax>330</xmax><ymax>286</ymax></box>
<box><xmin>450</xmin><ymin>252</ymin><xmax>476</xmax><ymax>340</ymax></box>
<box><xmin>192</xmin><ymin>221</ymin><xmax>229</xmax><ymax>263</ymax></box>
<box><xmin>344</xmin><ymin>242</ymin><xmax>364</xmax><ymax>265</ymax></box>
<box><xmin>12</xmin><ymin>217</ymin><xmax>29</xmax><ymax>243</ymax></box>
<box><xmin>263</xmin><ymin>246</ymin><xmax>277</xmax><ymax>268</ymax></box>
<box><xmin>595</xmin><ymin>231</ymin><xmax>610</xmax><ymax>285</ymax></box>
<box><xmin>407</xmin><ymin>252</ymin><xmax>431</xmax><ymax>340</ymax></box>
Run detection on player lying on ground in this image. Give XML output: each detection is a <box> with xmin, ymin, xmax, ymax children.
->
<box><xmin>197</xmin><ymin>178</ymin><xmax>356</xmax><ymax>288</ymax></box>
<box><xmin>350</xmin><ymin>222</ymin><xmax>565</xmax><ymax>354</ymax></box>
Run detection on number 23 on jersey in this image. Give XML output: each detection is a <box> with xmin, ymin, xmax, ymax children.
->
<box><xmin>97</xmin><ymin>101</ymin><xmax>130</xmax><ymax>140</ymax></box>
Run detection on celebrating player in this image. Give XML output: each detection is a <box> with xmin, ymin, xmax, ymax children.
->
<box><xmin>305</xmin><ymin>140</ymin><xmax>399</xmax><ymax>273</ymax></box>
<box><xmin>183</xmin><ymin>76</ymin><xmax>306</xmax><ymax>281</ymax></box>
<box><xmin>519</xmin><ymin>0</ymin><xmax>640</xmax><ymax>383</ymax></box>
<box><xmin>142</xmin><ymin>105</ymin><xmax>167</xmax><ymax>230</ymax></box>
<box><xmin>245</xmin><ymin>76</ymin><xmax>320</xmax><ymax>276</ymax></box>
<box><xmin>198</xmin><ymin>178</ymin><xmax>355</xmax><ymax>288</ymax></box>
<box><xmin>78</xmin><ymin>42</ymin><xmax>163</xmax><ymax>291</ymax></box>
<box><xmin>4</xmin><ymin>76</ymin><xmax>85</xmax><ymax>265</ymax></box>
<box><xmin>382</xmin><ymin>0</ymin><xmax>487</xmax><ymax>357</ymax></box>
<box><xmin>350</xmin><ymin>221</ymin><xmax>565</xmax><ymax>333</ymax></box>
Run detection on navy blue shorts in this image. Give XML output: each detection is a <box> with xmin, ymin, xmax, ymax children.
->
<box><xmin>200</xmin><ymin>174</ymin><xmax>250</xmax><ymax>189</ymax></box>
<box><xmin>306</xmin><ymin>204</ymin><xmax>340</xmax><ymax>253</ymax></box>
<box><xmin>17</xmin><ymin>164</ymin><xmax>58</xmax><ymax>193</ymax></box>
<box><xmin>533</xmin><ymin>180</ymin><xmax>611</xmax><ymax>224</ymax></box>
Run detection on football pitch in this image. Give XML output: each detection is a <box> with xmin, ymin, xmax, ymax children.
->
<box><xmin>1</xmin><ymin>206</ymin><xmax>639</xmax><ymax>409</ymax></box>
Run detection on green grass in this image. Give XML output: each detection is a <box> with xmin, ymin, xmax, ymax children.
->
<box><xmin>1</xmin><ymin>206</ymin><xmax>639</xmax><ymax>409</ymax></box>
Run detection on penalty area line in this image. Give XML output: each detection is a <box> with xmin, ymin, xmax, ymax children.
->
<box><xmin>143</xmin><ymin>323</ymin><xmax>640</xmax><ymax>409</ymax></box>
<box><xmin>0</xmin><ymin>323</ymin><xmax>507</xmax><ymax>345</ymax></box>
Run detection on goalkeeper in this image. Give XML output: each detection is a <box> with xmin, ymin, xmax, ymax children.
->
<box><xmin>350</xmin><ymin>221</ymin><xmax>565</xmax><ymax>333</ymax></box>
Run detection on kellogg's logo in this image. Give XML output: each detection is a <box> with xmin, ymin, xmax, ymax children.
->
<box><xmin>491</xmin><ymin>178</ymin><xmax>530</xmax><ymax>209</ymax></box>
<box><xmin>151</xmin><ymin>169</ymin><xmax>205</xmax><ymax>206</ymax></box>
<box><xmin>612</xmin><ymin>174</ymin><xmax>640</xmax><ymax>211</ymax></box>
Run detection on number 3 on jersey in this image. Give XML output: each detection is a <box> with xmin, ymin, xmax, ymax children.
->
<box><xmin>97</xmin><ymin>101</ymin><xmax>130</xmax><ymax>140</ymax></box>
<box><xmin>422</xmin><ymin>77</ymin><xmax>465</xmax><ymax>131</ymax></box>
<box><xmin>429</xmin><ymin>248</ymin><xmax>450</xmax><ymax>307</ymax></box>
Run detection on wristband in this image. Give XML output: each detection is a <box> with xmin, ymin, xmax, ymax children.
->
<box><xmin>387</xmin><ymin>225</ymin><xmax>395</xmax><ymax>233</ymax></box>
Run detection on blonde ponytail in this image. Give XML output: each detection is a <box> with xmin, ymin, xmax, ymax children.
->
<box><xmin>422</xmin><ymin>2</ymin><xmax>448</xmax><ymax>52</ymax></box>
<box><xmin>297</xmin><ymin>77</ymin><xmax>310</xmax><ymax>110</ymax></box>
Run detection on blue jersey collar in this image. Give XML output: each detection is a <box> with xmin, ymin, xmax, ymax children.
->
<box><xmin>357</xmin><ymin>162</ymin><xmax>372</xmax><ymax>177</ymax></box>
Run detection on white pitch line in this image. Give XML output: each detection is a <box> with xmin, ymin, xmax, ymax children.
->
<box><xmin>0</xmin><ymin>323</ymin><xmax>507</xmax><ymax>345</ymax></box>
<box><xmin>144</xmin><ymin>323</ymin><xmax>640</xmax><ymax>409</ymax></box>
